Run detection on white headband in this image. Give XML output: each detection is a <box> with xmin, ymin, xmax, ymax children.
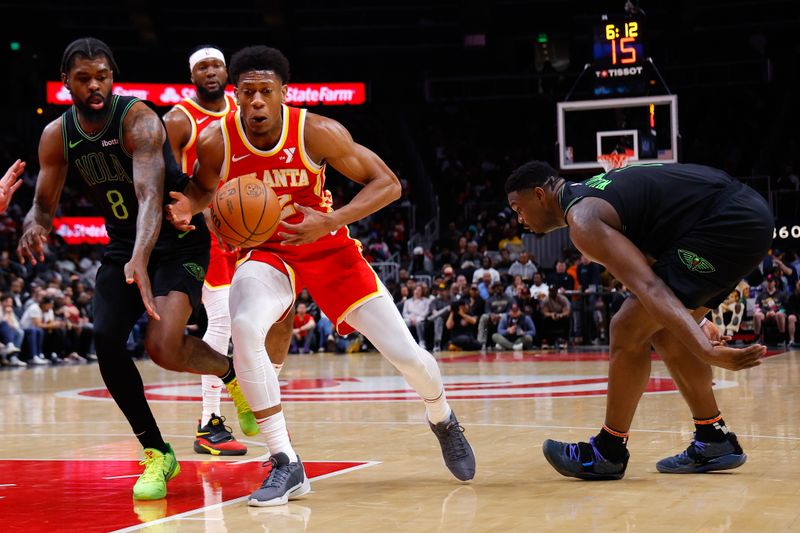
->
<box><xmin>189</xmin><ymin>48</ymin><xmax>225</xmax><ymax>71</ymax></box>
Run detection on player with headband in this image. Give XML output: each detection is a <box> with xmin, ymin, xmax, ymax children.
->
<box><xmin>165</xmin><ymin>45</ymin><xmax>294</xmax><ymax>457</ymax></box>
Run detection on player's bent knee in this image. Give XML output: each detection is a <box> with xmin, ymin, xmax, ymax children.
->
<box><xmin>144</xmin><ymin>333</ymin><xmax>185</xmax><ymax>371</ymax></box>
<box><xmin>231</xmin><ymin>315</ymin><xmax>266</xmax><ymax>349</ymax></box>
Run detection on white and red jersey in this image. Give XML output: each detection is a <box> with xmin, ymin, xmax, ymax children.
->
<box><xmin>222</xmin><ymin>104</ymin><xmax>381</xmax><ymax>333</ymax></box>
<box><xmin>221</xmin><ymin>104</ymin><xmax>333</xmax><ymax>247</ymax></box>
<box><xmin>173</xmin><ymin>94</ymin><xmax>238</xmax><ymax>289</ymax></box>
<box><xmin>173</xmin><ymin>95</ymin><xmax>237</xmax><ymax>174</ymax></box>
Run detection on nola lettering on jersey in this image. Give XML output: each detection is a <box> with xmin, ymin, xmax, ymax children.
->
<box><xmin>234</xmin><ymin>168</ymin><xmax>311</xmax><ymax>189</ymax></box>
<box><xmin>74</xmin><ymin>152</ymin><xmax>133</xmax><ymax>187</ymax></box>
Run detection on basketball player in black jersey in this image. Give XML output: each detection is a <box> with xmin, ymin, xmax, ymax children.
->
<box><xmin>17</xmin><ymin>38</ymin><xmax>255</xmax><ymax>501</ymax></box>
<box><xmin>506</xmin><ymin>161</ymin><xmax>772</xmax><ymax>480</ymax></box>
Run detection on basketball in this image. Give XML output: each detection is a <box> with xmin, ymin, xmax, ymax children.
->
<box><xmin>211</xmin><ymin>175</ymin><xmax>281</xmax><ymax>248</ymax></box>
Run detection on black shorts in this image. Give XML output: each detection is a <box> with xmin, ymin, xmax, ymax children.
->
<box><xmin>651</xmin><ymin>185</ymin><xmax>773</xmax><ymax>310</ymax></box>
<box><xmin>96</xmin><ymin>247</ymin><xmax>210</xmax><ymax>318</ymax></box>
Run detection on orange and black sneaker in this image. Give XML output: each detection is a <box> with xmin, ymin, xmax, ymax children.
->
<box><xmin>193</xmin><ymin>414</ymin><xmax>248</xmax><ymax>456</ymax></box>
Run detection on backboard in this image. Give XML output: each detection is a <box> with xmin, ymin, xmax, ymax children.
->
<box><xmin>557</xmin><ymin>95</ymin><xmax>678</xmax><ymax>171</ymax></box>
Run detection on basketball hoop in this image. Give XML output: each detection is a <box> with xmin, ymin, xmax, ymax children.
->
<box><xmin>597</xmin><ymin>153</ymin><xmax>631</xmax><ymax>173</ymax></box>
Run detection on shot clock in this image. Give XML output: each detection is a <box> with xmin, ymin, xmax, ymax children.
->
<box><xmin>593</xmin><ymin>17</ymin><xmax>646</xmax><ymax>96</ymax></box>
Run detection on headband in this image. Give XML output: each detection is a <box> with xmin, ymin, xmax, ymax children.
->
<box><xmin>189</xmin><ymin>48</ymin><xmax>225</xmax><ymax>71</ymax></box>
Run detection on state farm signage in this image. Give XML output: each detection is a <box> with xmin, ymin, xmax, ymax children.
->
<box><xmin>47</xmin><ymin>82</ymin><xmax>366</xmax><ymax>107</ymax></box>
<box><xmin>54</xmin><ymin>217</ymin><xmax>110</xmax><ymax>245</ymax></box>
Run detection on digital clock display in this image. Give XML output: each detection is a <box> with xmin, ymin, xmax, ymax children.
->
<box><xmin>594</xmin><ymin>19</ymin><xmax>645</xmax><ymax>68</ymax></box>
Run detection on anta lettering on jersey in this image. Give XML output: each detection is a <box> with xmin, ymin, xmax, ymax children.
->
<box><xmin>258</xmin><ymin>168</ymin><xmax>311</xmax><ymax>188</ymax></box>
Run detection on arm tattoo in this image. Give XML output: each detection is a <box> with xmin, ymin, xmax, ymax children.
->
<box><xmin>128</xmin><ymin>108</ymin><xmax>166</xmax><ymax>262</ymax></box>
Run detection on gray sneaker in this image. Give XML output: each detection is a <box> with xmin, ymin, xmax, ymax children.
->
<box><xmin>656</xmin><ymin>432</ymin><xmax>746</xmax><ymax>474</ymax></box>
<box><xmin>429</xmin><ymin>411</ymin><xmax>476</xmax><ymax>481</ymax></box>
<box><xmin>248</xmin><ymin>453</ymin><xmax>311</xmax><ymax>507</ymax></box>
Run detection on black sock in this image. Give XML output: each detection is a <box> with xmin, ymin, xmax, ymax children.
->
<box><xmin>219</xmin><ymin>357</ymin><xmax>236</xmax><ymax>384</ymax></box>
<box><xmin>694</xmin><ymin>413</ymin><xmax>729</xmax><ymax>442</ymax></box>
<box><xmin>593</xmin><ymin>425</ymin><xmax>629</xmax><ymax>463</ymax></box>
<box><xmin>137</xmin><ymin>430</ymin><xmax>170</xmax><ymax>454</ymax></box>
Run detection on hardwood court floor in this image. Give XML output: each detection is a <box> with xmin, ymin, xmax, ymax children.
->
<box><xmin>1</xmin><ymin>347</ymin><xmax>799</xmax><ymax>532</ymax></box>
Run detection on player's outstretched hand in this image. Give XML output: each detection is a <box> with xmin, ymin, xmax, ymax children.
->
<box><xmin>165</xmin><ymin>191</ymin><xmax>196</xmax><ymax>232</ymax></box>
<box><xmin>124</xmin><ymin>257</ymin><xmax>161</xmax><ymax>321</ymax></box>
<box><xmin>703</xmin><ymin>343</ymin><xmax>765</xmax><ymax>371</ymax></box>
<box><xmin>17</xmin><ymin>224</ymin><xmax>49</xmax><ymax>265</ymax></box>
<box><xmin>0</xmin><ymin>159</ymin><xmax>25</xmax><ymax>214</ymax></box>
<box><xmin>278</xmin><ymin>204</ymin><xmax>335</xmax><ymax>246</ymax></box>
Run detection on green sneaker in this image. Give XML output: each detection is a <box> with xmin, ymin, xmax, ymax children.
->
<box><xmin>226</xmin><ymin>377</ymin><xmax>259</xmax><ymax>436</ymax></box>
<box><xmin>132</xmin><ymin>443</ymin><xmax>181</xmax><ymax>500</ymax></box>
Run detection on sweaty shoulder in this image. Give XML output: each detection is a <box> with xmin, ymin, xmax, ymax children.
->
<box><xmin>196</xmin><ymin>120</ymin><xmax>224</xmax><ymax>166</ymax></box>
<box><xmin>163</xmin><ymin>106</ymin><xmax>192</xmax><ymax>143</ymax></box>
<box><xmin>303</xmin><ymin>112</ymin><xmax>352</xmax><ymax>162</ymax></box>
<box><xmin>39</xmin><ymin>116</ymin><xmax>66</xmax><ymax>164</ymax></box>
<box><xmin>122</xmin><ymin>102</ymin><xmax>165</xmax><ymax>154</ymax></box>
<box><xmin>566</xmin><ymin>196</ymin><xmax>622</xmax><ymax>233</ymax></box>
<box><xmin>197</xmin><ymin>119</ymin><xmax>223</xmax><ymax>149</ymax></box>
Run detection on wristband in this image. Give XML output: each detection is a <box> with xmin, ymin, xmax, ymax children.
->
<box><xmin>699</xmin><ymin>317</ymin><xmax>709</xmax><ymax>327</ymax></box>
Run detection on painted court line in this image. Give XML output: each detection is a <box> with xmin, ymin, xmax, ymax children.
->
<box><xmin>0</xmin><ymin>422</ymin><xmax>798</xmax><ymax>443</ymax></box>
<box><xmin>110</xmin><ymin>461</ymin><xmax>380</xmax><ymax>533</ymax></box>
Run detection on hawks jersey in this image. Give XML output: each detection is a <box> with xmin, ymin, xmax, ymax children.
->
<box><xmin>221</xmin><ymin>104</ymin><xmax>334</xmax><ymax>252</ymax></box>
<box><xmin>172</xmin><ymin>95</ymin><xmax>237</xmax><ymax>174</ymax></box>
<box><xmin>62</xmin><ymin>95</ymin><xmax>208</xmax><ymax>260</ymax></box>
<box><xmin>222</xmin><ymin>105</ymin><xmax>381</xmax><ymax>333</ymax></box>
<box><xmin>172</xmin><ymin>95</ymin><xmax>237</xmax><ymax>289</ymax></box>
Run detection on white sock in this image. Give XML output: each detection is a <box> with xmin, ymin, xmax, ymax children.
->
<box><xmin>201</xmin><ymin>374</ymin><xmax>223</xmax><ymax>426</ymax></box>
<box><xmin>257</xmin><ymin>411</ymin><xmax>297</xmax><ymax>462</ymax></box>
<box><xmin>201</xmin><ymin>286</ymin><xmax>232</xmax><ymax>426</ymax></box>
<box><xmin>424</xmin><ymin>388</ymin><xmax>453</xmax><ymax>425</ymax></box>
<box><xmin>273</xmin><ymin>362</ymin><xmax>284</xmax><ymax>376</ymax></box>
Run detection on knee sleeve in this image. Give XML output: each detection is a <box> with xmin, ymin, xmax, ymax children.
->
<box><xmin>202</xmin><ymin>286</ymin><xmax>232</xmax><ymax>355</ymax></box>
<box><xmin>229</xmin><ymin>261</ymin><xmax>295</xmax><ymax>411</ymax></box>
<box><xmin>345</xmin><ymin>293</ymin><xmax>444</xmax><ymax>400</ymax></box>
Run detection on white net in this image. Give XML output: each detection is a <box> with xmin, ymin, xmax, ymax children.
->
<box><xmin>597</xmin><ymin>153</ymin><xmax>631</xmax><ymax>172</ymax></box>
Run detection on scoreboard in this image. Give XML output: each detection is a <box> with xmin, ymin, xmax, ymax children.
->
<box><xmin>593</xmin><ymin>18</ymin><xmax>646</xmax><ymax>96</ymax></box>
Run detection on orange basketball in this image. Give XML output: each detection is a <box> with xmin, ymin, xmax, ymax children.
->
<box><xmin>211</xmin><ymin>175</ymin><xmax>281</xmax><ymax>248</ymax></box>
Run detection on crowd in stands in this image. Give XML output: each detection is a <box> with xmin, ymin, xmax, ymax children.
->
<box><xmin>0</xmin><ymin>245</ymin><xmax>101</xmax><ymax>367</ymax></box>
<box><xmin>5</xmin><ymin>195</ymin><xmax>800</xmax><ymax>367</ymax></box>
<box><xmin>2</xmin><ymin>147</ymin><xmax>800</xmax><ymax>366</ymax></box>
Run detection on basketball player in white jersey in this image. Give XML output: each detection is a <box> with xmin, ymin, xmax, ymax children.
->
<box><xmin>167</xmin><ymin>45</ymin><xmax>476</xmax><ymax>506</ymax></box>
<box><xmin>164</xmin><ymin>45</ymin><xmax>294</xmax><ymax>456</ymax></box>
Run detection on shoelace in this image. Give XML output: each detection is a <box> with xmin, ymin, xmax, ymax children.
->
<box><xmin>259</xmin><ymin>458</ymin><xmax>292</xmax><ymax>488</ymax></box>
<box><xmin>681</xmin><ymin>439</ymin><xmax>708</xmax><ymax>460</ymax></box>
<box><xmin>442</xmin><ymin>422</ymin><xmax>469</xmax><ymax>460</ymax></box>
<box><xmin>139</xmin><ymin>454</ymin><xmax>166</xmax><ymax>482</ymax></box>
<box><xmin>226</xmin><ymin>380</ymin><xmax>250</xmax><ymax>415</ymax></box>
<box><xmin>566</xmin><ymin>437</ymin><xmax>607</xmax><ymax>465</ymax></box>
<box><xmin>208</xmin><ymin>415</ymin><xmax>234</xmax><ymax>434</ymax></box>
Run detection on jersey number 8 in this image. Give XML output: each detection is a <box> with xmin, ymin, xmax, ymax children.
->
<box><xmin>106</xmin><ymin>189</ymin><xmax>129</xmax><ymax>220</ymax></box>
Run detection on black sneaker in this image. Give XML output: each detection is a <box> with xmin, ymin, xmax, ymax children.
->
<box><xmin>193</xmin><ymin>414</ymin><xmax>248</xmax><ymax>456</ymax></box>
<box><xmin>429</xmin><ymin>411</ymin><xmax>476</xmax><ymax>481</ymax></box>
<box><xmin>248</xmin><ymin>453</ymin><xmax>311</xmax><ymax>507</ymax></box>
<box><xmin>656</xmin><ymin>432</ymin><xmax>747</xmax><ymax>474</ymax></box>
<box><xmin>542</xmin><ymin>436</ymin><xmax>629</xmax><ymax>480</ymax></box>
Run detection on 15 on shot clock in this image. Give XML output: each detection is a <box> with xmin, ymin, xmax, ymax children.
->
<box><xmin>593</xmin><ymin>18</ymin><xmax>647</xmax><ymax>96</ymax></box>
